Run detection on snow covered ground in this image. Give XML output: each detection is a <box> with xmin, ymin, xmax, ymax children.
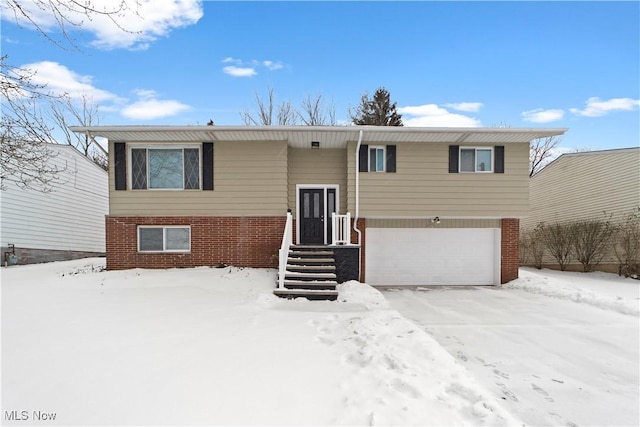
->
<box><xmin>384</xmin><ymin>268</ymin><xmax>640</xmax><ymax>426</ymax></box>
<box><xmin>1</xmin><ymin>260</ymin><xmax>638</xmax><ymax>426</ymax></box>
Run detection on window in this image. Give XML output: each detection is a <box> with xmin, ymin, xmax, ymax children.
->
<box><xmin>131</xmin><ymin>147</ymin><xmax>200</xmax><ymax>190</ymax></box>
<box><xmin>138</xmin><ymin>226</ymin><xmax>191</xmax><ymax>252</ymax></box>
<box><xmin>460</xmin><ymin>147</ymin><xmax>493</xmax><ymax>173</ymax></box>
<box><xmin>369</xmin><ymin>146</ymin><xmax>386</xmax><ymax>172</ymax></box>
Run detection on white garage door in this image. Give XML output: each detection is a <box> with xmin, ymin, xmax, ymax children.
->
<box><xmin>365</xmin><ymin>228</ymin><xmax>500</xmax><ymax>286</ymax></box>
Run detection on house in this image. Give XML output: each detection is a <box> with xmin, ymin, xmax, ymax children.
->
<box><xmin>1</xmin><ymin>144</ymin><xmax>108</xmax><ymax>265</ymax></box>
<box><xmin>521</xmin><ymin>147</ymin><xmax>640</xmax><ymax>273</ymax></box>
<box><xmin>70</xmin><ymin>125</ymin><xmax>566</xmax><ymax>296</ymax></box>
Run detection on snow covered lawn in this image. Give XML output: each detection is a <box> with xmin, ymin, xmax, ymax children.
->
<box><xmin>384</xmin><ymin>267</ymin><xmax>640</xmax><ymax>427</ymax></box>
<box><xmin>2</xmin><ymin>258</ymin><xmax>516</xmax><ymax>426</ymax></box>
<box><xmin>3</xmin><ymin>261</ymin><xmax>638</xmax><ymax>426</ymax></box>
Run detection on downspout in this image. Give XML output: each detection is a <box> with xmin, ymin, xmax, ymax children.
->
<box><xmin>353</xmin><ymin>129</ymin><xmax>363</xmax><ymax>279</ymax></box>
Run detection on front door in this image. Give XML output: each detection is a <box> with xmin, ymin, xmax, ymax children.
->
<box><xmin>300</xmin><ymin>189</ymin><xmax>324</xmax><ymax>244</ymax></box>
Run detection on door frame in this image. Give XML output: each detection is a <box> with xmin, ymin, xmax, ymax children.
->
<box><xmin>295</xmin><ymin>184</ymin><xmax>340</xmax><ymax>245</ymax></box>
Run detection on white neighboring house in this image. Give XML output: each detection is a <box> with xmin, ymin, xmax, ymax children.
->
<box><xmin>1</xmin><ymin>144</ymin><xmax>108</xmax><ymax>265</ymax></box>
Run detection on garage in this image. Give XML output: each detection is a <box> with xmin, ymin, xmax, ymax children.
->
<box><xmin>365</xmin><ymin>228</ymin><xmax>501</xmax><ymax>286</ymax></box>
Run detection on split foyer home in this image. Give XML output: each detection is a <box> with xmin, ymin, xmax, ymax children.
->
<box><xmin>71</xmin><ymin>125</ymin><xmax>566</xmax><ymax>297</ymax></box>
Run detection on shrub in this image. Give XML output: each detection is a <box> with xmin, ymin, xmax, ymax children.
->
<box><xmin>520</xmin><ymin>227</ymin><xmax>545</xmax><ymax>269</ymax></box>
<box><xmin>613</xmin><ymin>208</ymin><xmax>640</xmax><ymax>278</ymax></box>
<box><xmin>570</xmin><ymin>219</ymin><xmax>615</xmax><ymax>272</ymax></box>
<box><xmin>538</xmin><ymin>222</ymin><xmax>572</xmax><ymax>271</ymax></box>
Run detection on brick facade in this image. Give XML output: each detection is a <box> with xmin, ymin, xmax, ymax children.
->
<box><xmin>500</xmin><ymin>218</ymin><xmax>520</xmax><ymax>284</ymax></box>
<box><xmin>105</xmin><ymin>216</ymin><xmax>286</xmax><ymax>270</ymax></box>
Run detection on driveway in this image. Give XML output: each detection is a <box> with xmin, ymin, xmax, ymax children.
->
<box><xmin>383</xmin><ymin>272</ymin><xmax>640</xmax><ymax>426</ymax></box>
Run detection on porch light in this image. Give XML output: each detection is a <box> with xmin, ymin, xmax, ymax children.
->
<box><xmin>311</xmin><ymin>141</ymin><xmax>320</xmax><ymax>149</ymax></box>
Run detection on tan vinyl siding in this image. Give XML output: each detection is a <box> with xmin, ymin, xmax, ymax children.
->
<box><xmin>287</xmin><ymin>148</ymin><xmax>347</xmax><ymax>216</ymax></box>
<box><xmin>347</xmin><ymin>141</ymin><xmax>530</xmax><ymax>217</ymax></box>
<box><xmin>109</xmin><ymin>140</ymin><xmax>288</xmax><ymax>216</ymax></box>
<box><xmin>366</xmin><ymin>218</ymin><xmax>500</xmax><ymax>228</ymax></box>
<box><xmin>522</xmin><ymin>148</ymin><xmax>640</xmax><ymax>229</ymax></box>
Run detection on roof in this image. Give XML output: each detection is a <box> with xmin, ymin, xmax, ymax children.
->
<box><xmin>69</xmin><ymin>125</ymin><xmax>568</xmax><ymax>149</ymax></box>
<box><xmin>535</xmin><ymin>146</ymin><xmax>640</xmax><ymax>176</ymax></box>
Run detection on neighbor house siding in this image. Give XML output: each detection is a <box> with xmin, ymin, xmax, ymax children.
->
<box><xmin>522</xmin><ymin>148</ymin><xmax>640</xmax><ymax>229</ymax></box>
<box><xmin>0</xmin><ymin>145</ymin><xmax>108</xmax><ymax>254</ymax></box>
<box><xmin>347</xmin><ymin>141</ymin><xmax>530</xmax><ymax>218</ymax></box>
<box><xmin>108</xmin><ymin>140</ymin><xmax>288</xmax><ymax>216</ymax></box>
<box><xmin>287</xmin><ymin>148</ymin><xmax>348</xmax><ymax>216</ymax></box>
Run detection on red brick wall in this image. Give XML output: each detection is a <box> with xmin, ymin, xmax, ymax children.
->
<box><xmin>501</xmin><ymin>218</ymin><xmax>520</xmax><ymax>284</ymax></box>
<box><xmin>105</xmin><ymin>216</ymin><xmax>286</xmax><ymax>270</ymax></box>
<box><xmin>353</xmin><ymin>218</ymin><xmax>366</xmax><ymax>282</ymax></box>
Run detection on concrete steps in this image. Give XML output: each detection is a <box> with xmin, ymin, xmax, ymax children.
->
<box><xmin>274</xmin><ymin>245</ymin><xmax>339</xmax><ymax>301</ymax></box>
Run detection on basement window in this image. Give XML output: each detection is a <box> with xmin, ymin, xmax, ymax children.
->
<box><xmin>138</xmin><ymin>226</ymin><xmax>191</xmax><ymax>252</ymax></box>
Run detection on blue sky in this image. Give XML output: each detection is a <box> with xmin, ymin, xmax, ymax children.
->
<box><xmin>2</xmin><ymin>1</ymin><xmax>639</xmax><ymax>151</ymax></box>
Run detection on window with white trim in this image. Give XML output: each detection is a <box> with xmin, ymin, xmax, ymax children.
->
<box><xmin>369</xmin><ymin>146</ymin><xmax>386</xmax><ymax>172</ymax></box>
<box><xmin>460</xmin><ymin>147</ymin><xmax>493</xmax><ymax>173</ymax></box>
<box><xmin>138</xmin><ymin>226</ymin><xmax>191</xmax><ymax>252</ymax></box>
<box><xmin>131</xmin><ymin>146</ymin><xmax>200</xmax><ymax>190</ymax></box>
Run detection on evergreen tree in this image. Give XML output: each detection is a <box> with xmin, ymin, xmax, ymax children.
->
<box><xmin>350</xmin><ymin>87</ymin><xmax>403</xmax><ymax>126</ymax></box>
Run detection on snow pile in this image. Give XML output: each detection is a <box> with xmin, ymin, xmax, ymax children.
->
<box><xmin>337</xmin><ymin>280</ymin><xmax>389</xmax><ymax>310</ymax></box>
<box><xmin>2</xmin><ymin>258</ymin><xmax>518</xmax><ymax>426</ymax></box>
<box><xmin>507</xmin><ymin>268</ymin><xmax>640</xmax><ymax>316</ymax></box>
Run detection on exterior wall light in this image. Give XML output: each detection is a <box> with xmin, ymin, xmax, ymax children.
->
<box><xmin>431</xmin><ymin>217</ymin><xmax>440</xmax><ymax>224</ymax></box>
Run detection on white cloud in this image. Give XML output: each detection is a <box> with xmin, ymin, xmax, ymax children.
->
<box><xmin>522</xmin><ymin>108</ymin><xmax>565</xmax><ymax>123</ymax></box>
<box><xmin>263</xmin><ymin>60</ymin><xmax>283</xmax><ymax>71</ymax></box>
<box><xmin>222</xmin><ymin>66</ymin><xmax>257</xmax><ymax>77</ymax></box>
<box><xmin>22</xmin><ymin>61</ymin><xmax>120</xmax><ymax>102</ymax></box>
<box><xmin>121</xmin><ymin>90</ymin><xmax>189</xmax><ymax>120</ymax></box>
<box><xmin>398</xmin><ymin>104</ymin><xmax>481</xmax><ymax>127</ymax></box>
<box><xmin>221</xmin><ymin>57</ymin><xmax>284</xmax><ymax>77</ymax></box>
<box><xmin>444</xmin><ymin>102</ymin><xmax>484</xmax><ymax>113</ymax></box>
<box><xmin>1</xmin><ymin>0</ymin><xmax>203</xmax><ymax>50</ymax></box>
<box><xmin>569</xmin><ymin>97</ymin><xmax>640</xmax><ymax>117</ymax></box>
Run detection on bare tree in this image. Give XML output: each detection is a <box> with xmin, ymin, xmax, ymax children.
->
<box><xmin>1</xmin><ymin>57</ymin><xmax>62</xmax><ymax>191</ymax></box>
<box><xmin>2</xmin><ymin>0</ymin><xmax>140</xmax><ymax>50</ymax></box>
<box><xmin>50</xmin><ymin>94</ymin><xmax>108</xmax><ymax>170</ymax></box>
<box><xmin>529</xmin><ymin>135</ymin><xmax>562</xmax><ymax>177</ymax></box>
<box><xmin>298</xmin><ymin>93</ymin><xmax>336</xmax><ymax>125</ymax></box>
<box><xmin>1</xmin><ymin>1</ymin><xmax>142</xmax><ymax>189</ymax></box>
<box><xmin>241</xmin><ymin>86</ymin><xmax>298</xmax><ymax>126</ymax></box>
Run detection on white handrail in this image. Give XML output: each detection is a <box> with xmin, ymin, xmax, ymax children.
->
<box><xmin>278</xmin><ymin>212</ymin><xmax>293</xmax><ymax>289</ymax></box>
<box><xmin>331</xmin><ymin>212</ymin><xmax>351</xmax><ymax>245</ymax></box>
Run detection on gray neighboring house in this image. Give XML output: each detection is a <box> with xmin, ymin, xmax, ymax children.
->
<box><xmin>1</xmin><ymin>144</ymin><xmax>108</xmax><ymax>265</ymax></box>
<box><xmin>521</xmin><ymin>147</ymin><xmax>640</xmax><ymax>272</ymax></box>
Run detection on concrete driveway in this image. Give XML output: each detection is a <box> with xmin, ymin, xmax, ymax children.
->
<box><xmin>383</xmin><ymin>273</ymin><xmax>640</xmax><ymax>427</ymax></box>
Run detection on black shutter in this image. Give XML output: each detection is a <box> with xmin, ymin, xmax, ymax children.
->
<box><xmin>359</xmin><ymin>144</ymin><xmax>369</xmax><ymax>172</ymax></box>
<box><xmin>494</xmin><ymin>146</ymin><xmax>505</xmax><ymax>173</ymax></box>
<box><xmin>114</xmin><ymin>142</ymin><xmax>126</xmax><ymax>190</ymax></box>
<box><xmin>386</xmin><ymin>145</ymin><xmax>396</xmax><ymax>173</ymax></box>
<box><xmin>202</xmin><ymin>142</ymin><xmax>214</xmax><ymax>190</ymax></box>
<box><xmin>449</xmin><ymin>145</ymin><xmax>459</xmax><ymax>173</ymax></box>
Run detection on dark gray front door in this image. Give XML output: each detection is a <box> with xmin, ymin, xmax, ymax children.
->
<box><xmin>300</xmin><ymin>189</ymin><xmax>324</xmax><ymax>244</ymax></box>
